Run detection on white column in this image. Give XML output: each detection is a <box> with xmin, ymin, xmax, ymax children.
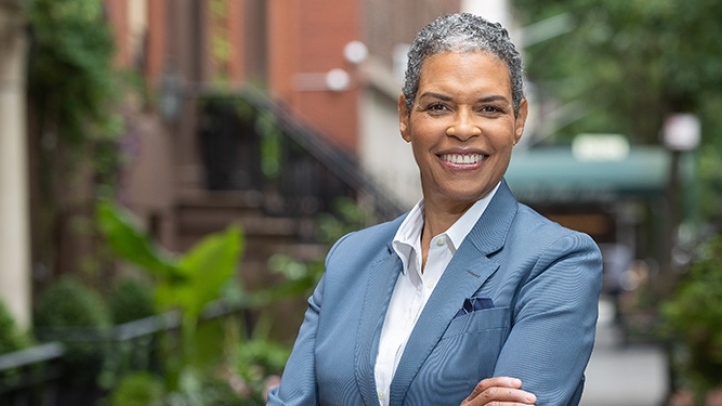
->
<box><xmin>461</xmin><ymin>0</ymin><xmax>520</xmax><ymax>42</ymax></box>
<box><xmin>462</xmin><ymin>0</ymin><xmax>511</xmax><ymax>28</ymax></box>
<box><xmin>0</xmin><ymin>21</ymin><xmax>31</xmax><ymax>329</ymax></box>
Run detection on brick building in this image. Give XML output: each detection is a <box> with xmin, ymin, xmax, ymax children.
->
<box><xmin>103</xmin><ymin>0</ymin><xmax>462</xmax><ymax>254</ymax></box>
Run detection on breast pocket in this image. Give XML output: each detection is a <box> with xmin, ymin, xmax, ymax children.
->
<box><xmin>408</xmin><ymin>307</ymin><xmax>512</xmax><ymax>404</ymax></box>
<box><xmin>443</xmin><ymin>306</ymin><xmax>511</xmax><ymax>339</ymax></box>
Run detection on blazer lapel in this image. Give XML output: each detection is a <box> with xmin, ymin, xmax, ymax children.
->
<box><xmin>388</xmin><ymin>181</ymin><xmax>519</xmax><ymax>406</ymax></box>
<box><xmin>355</xmin><ymin>244</ymin><xmax>403</xmax><ymax>406</ymax></box>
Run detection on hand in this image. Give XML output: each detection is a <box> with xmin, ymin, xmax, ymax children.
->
<box><xmin>460</xmin><ymin>377</ymin><xmax>537</xmax><ymax>406</ymax></box>
<box><xmin>263</xmin><ymin>375</ymin><xmax>281</xmax><ymax>402</ymax></box>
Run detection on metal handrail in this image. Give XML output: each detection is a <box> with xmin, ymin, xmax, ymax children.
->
<box><xmin>198</xmin><ymin>86</ymin><xmax>406</xmax><ymax>222</ymax></box>
<box><xmin>0</xmin><ymin>342</ymin><xmax>65</xmax><ymax>371</ymax></box>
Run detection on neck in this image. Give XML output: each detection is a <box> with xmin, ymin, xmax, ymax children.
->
<box><xmin>419</xmin><ymin>197</ymin><xmax>474</xmax><ymax>272</ymax></box>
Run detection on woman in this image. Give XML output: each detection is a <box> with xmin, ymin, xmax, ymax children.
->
<box><xmin>267</xmin><ymin>13</ymin><xmax>602</xmax><ymax>406</ymax></box>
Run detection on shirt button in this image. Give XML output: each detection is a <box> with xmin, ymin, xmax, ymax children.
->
<box><xmin>378</xmin><ymin>391</ymin><xmax>385</xmax><ymax>400</ymax></box>
<box><xmin>436</xmin><ymin>236</ymin><xmax>447</xmax><ymax>246</ymax></box>
<box><xmin>426</xmin><ymin>280</ymin><xmax>435</xmax><ymax>289</ymax></box>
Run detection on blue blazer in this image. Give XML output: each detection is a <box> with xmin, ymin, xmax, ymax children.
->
<box><xmin>268</xmin><ymin>181</ymin><xmax>603</xmax><ymax>406</ymax></box>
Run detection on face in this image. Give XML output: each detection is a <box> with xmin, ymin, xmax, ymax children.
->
<box><xmin>399</xmin><ymin>51</ymin><xmax>528</xmax><ymax>209</ymax></box>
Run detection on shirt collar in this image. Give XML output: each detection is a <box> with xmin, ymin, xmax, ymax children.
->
<box><xmin>392</xmin><ymin>182</ymin><xmax>501</xmax><ymax>275</ymax></box>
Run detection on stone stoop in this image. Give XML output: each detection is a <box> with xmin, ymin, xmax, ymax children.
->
<box><xmin>174</xmin><ymin>189</ymin><xmax>328</xmax><ymax>342</ymax></box>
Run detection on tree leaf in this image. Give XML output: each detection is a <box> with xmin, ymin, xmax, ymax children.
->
<box><xmin>95</xmin><ymin>200</ymin><xmax>180</xmax><ymax>278</ymax></box>
<box><xmin>163</xmin><ymin>225</ymin><xmax>244</xmax><ymax>320</ymax></box>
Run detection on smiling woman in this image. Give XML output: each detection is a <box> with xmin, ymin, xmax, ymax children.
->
<box><xmin>267</xmin><ymin>13</ymin><xmax>602</xmax><ymax>406</ymax></box>
<box><xmin>399</xmin><ymin>51</ymin><xmax>527</xmax><ymax>237</ymax></box>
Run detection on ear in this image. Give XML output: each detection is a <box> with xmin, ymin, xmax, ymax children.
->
<box><xmin>398</xmin><ymin>95</ymin><xmax>411</xmax><ymax>142</ymax></box>
<box><xmin>513</xmin><ymin>98</ymin><xmax>528</xmax><ymax>145</ymax></box>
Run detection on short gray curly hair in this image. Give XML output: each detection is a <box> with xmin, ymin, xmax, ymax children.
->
<box><xmin>402</xmin><ymin>13</ymin><xmax>525</xmax><ymax>116</ymax></box>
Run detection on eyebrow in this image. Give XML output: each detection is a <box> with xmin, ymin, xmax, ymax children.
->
<box><xmin>418</xmin><ymin>92</ymin><xmax>510</xmax><ymax>104</ymax></box>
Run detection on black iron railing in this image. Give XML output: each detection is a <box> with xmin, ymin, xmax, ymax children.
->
<box><xmin>0</xmin><ymin>302</ymin><xmax>249</xmax><ymax>406</ymax></box>
<box><xmin>0</xmin><ymin>342</ymin><xmax>65</xmax><ymax>406</ymax></box>
<box><xmin>197</xmin><ymin>87</ymin><xmax>405</xmax><ymax>222</ymax></box>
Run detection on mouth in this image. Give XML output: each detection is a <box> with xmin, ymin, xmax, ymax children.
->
<box><xmin>439</xmin><ymin>153</ymin><xmax>488</xmax><ymax>165</ymax></box>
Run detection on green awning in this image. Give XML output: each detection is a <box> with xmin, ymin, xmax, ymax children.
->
<box><xmin>505</xmin><ymin>146</ymin><xmax>676</xmax><ymax>203</ymax></box>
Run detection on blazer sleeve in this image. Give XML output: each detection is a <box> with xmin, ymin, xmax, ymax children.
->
<box><xmin>266</xmin><ymin>231</ymin><xmax>355</xmax><ymax>406</ymax></box>
<box><xmin>492</xmin><ymin>231</ymin><xmax>603</xmax><ymax>406</ymax></box>
<box><xmin>266</xmin><ymin>274</ymin><xmax>324</xmax><ymax>405</ymax></box>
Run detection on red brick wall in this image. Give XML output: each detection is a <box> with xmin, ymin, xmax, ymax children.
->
<box><xmin>105</xmin><ymin>0</ymin><xmax>130</xmax><ymax>68</ymax></box>
<box><xmin>268</xmin><ymin>0</ymin><xmax>299</xmax><ymax>101</ymax></box>
<box><xmin>363</xmin><ymin>0</ymin><xmax>460</xmax><ymax>67</ymax></box>
<box><xmin>145</xmin><ymin>0</ymin><xmax>167</xmax><ymax>84</ymax></box>
<box><xmin>268</xmin><ymin>0</ymin><xmax>362</xmax><ymax>153</ymax></box>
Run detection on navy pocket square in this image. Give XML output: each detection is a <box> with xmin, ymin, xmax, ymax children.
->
<box><xmin>454</xmin><ymin>296</ymin><xmax>495</xmax><ymax>318</ymax></box>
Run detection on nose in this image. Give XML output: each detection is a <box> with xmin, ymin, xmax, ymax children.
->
<box><xmin>446</xmin><ymin>107</ymin><xmax>481</xmax><ymax>140</ymax></box>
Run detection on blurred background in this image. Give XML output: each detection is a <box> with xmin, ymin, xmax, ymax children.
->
<box><xmin>0</xmin><ymin>0</ymin><xmax>721</xmax><ymax>405</ymax></box>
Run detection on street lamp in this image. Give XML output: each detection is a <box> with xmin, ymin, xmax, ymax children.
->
<box><xmin>663</xmin><ymin>113</ymin><xmax>700</xmax><ymax>273</ymax></box>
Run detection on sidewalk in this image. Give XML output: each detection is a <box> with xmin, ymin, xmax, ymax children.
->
<box><xmin>580</xmin><ymin>300</ymin><xmax>668</xmax><ymax>406</ymax></box>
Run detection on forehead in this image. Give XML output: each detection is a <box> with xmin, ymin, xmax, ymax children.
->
<box><xmin>417</xmin><ymin>51</ymin><xmax>512</xmax><ymax>95</ymax></box>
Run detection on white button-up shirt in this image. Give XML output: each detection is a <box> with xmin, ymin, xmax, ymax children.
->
<box><xmin>373</xmin><ymin>183</ymin><xmax>501</xmax><ymax>406</ymax></box>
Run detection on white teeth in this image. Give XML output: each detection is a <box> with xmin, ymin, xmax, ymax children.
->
<box><xmin>441</xmin><ymin>154</ymin><xmax>485</xmax><ymax>164</ymax></box>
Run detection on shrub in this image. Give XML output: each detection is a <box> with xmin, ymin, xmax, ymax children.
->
<box><xmin>108</xmin><ymin>277</ymin><xmax>156</xmax><ymax>325</ymax></box>
<box><xmin>0</xmin><ymin>299</ymin><xmax>31</xmax><ymax>355</ymax></box>
<box><xmin>33</xmin><ymin>276</ymin><xmax>111</xmax><ymax>387</ymax></box>
<box><xmin>661</xmin><ymin>234</ymin><xmax>722</xmax><ymax>395</ymax></box>
<box><xmin>106</xmin><ymin>371</ymin><xmax>164</xmax><ymax>406</ymax></box>
<box><xmin>34</xmin><ymin>276</ymin><xmax>110</xmax><ymax>330</ymax></box>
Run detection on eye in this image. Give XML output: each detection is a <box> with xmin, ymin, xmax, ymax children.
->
<box><xmin>427</xmin><ymin>103</ymin><xmax>449</xmax><ymax>111</ymax></box>
<box><xmin>477</xmin><ymin>105</ymin><xmax>505</xmax><ymax>116</ymax></box>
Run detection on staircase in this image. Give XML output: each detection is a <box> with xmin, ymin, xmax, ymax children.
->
<box><xmin>170</xmin><ymin>88</ymin><xmax>405</xmax><ymax>341</ymax></box>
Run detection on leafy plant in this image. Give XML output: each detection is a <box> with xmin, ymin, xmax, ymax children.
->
<box><xmin>33</xmin><ymin>276</ymin><xmax>111</xmax><ymax>386</ymax></box>
<box><xmin>661</xmin><ymin>234</ymin><xmax>722</xmax><ymax>395</ymax></box>
<box><xmin>230</xmin><ymin>338</ymin><xmax>290</xmax><ymax>405</ymax></box>
<box><xmin>33</xmin><ymin>276</ymin><xmax>111</xmax><ymax>330</ymax></box>
<box><xmin>27</xmin><ymin>0</ymin><xmax>121</xmax><ymax>147</ymax></box>
<box><xmin>96</xmin><ymin>200</ymin><xmax>243</xmax><ymax>318</ymax></box>
<box><xmin>265</xmin><ymin>196</ymin><xmax>372</xmax><ymax>303</ymax></box>
<box><xmin>0</xmin><ymin>299</ymin><xmax>31</xmax><ymax>355</ymax></box>
<box><xmin>108</xmin><ymin>277</ymin><xmax>157</xmax><ymax>325</ymax></box>
<box><xmin>96</xmin><ymin>199</ymin><xmax>244</xmax><ymax>375</ymax></box>
<box><xmin>163</xmin><ymin>367</ymin><xmax>242</xmax><ymax>406</ymax></box>
<box><xmin>26</xmin><ymin>0</ymin><xmax>126</xmax><ymax>289</ymax></box>
<box><xmin>106</xmin><ymin>371</ymin><xmax>165</xmax><ymax>406</ymax></box>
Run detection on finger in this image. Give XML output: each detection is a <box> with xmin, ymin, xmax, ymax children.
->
<box><xmin>463</xmin><ymin>388</ymin><xmax>536</xmax><ymax>406</ymax></box>
<box><xmin>463</xmin><ymin>378</ymin><xmax>536</xmax><ymax>406</ymax></box>
<box><xmin>468</xmin><ymin>377</ymin><xmax>522</xmax><ymax>398</ymax></box>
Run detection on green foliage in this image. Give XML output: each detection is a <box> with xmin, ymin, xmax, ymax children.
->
<box><xmin>161</xmin><ymin>225</ymin><xmax>244</xmax><ymax>323</ymax></box>
<box><xmin>163</xmin><ymin>368</ymin><xmax>242</xmax><ymax>406</ymax></box>
<box><xmin>96</xmin><ymin>198</ymin><xmax>245</xmax><ymax>376</ymax></box>
<box><xmin>0</xmin><ymin>299</ymin><xmax>31</xmax><ymax>355</ymax></box>
<box><xmin>256</xmin><ymin>110</ymin><xmax>283</xmax><ymax>180</ymax></box>
<box><xmin>109</xmin><ymin>277</ymin><xmax>157</xmax><ymax>325</ymax></box>
<box><xmin>33</xmin><ymin>276</ymin><xmax>110</xmax><ymax>329</ymax></box>
<box><xmin>27</xmin><ymin>0</ymin><xmax>121</xmax><ymax>146</ymax></box>
<box><xmin>231</xmin><ymin>338</ymin><xmax>290</xmax><ymax>404</ymax></box>
<box><xmin>33</xmin><ymin>276</ymin><xmax>111</xmax><ymax>386</ymax></box>
<box><xmin>316</xmin><ymin>197</ymin><xmax>374</xmax><ymax>244</ymax></box>
<box><xmin>27</xmin><ymin>0</ymin><xmax>126</xmax><ymax>286</ymax></box>
<box><xmin>511</xmin><ymin>0</ymin><xmax>722</xmax><ymax>224</ymax></box>
<box><xmin>661</xmin><ymin>234</ymin><xmax>722</xmax><ymax>393</ymax></box>
<box><xmin>265</xmin><ymin>197</ymin><xmax>372</xmax><ymax>304</ymax></box>
<box><xmin>107</xmin><ymin>372</ymin><xmax>165</xmax><ymax>406</ymax></box>
<box><xmin>96</xmin><ymin>200</ymin><xmax>244</xmax><ymax>323</ymax></box>
<box><xmin>96</xmin><ymin>200</ymin><xmax>179</xmax><ymax>280</ymax></box>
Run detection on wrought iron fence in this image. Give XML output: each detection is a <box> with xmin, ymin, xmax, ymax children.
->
<box><xmin>0</xmin><ymin>302</ymin><xmax>249</xmax><ymax>406</ymax></box>
<box><xmin>197</xmin><ymin>87</ymin><xmax>405</xmax><ymax>223</ymax></box>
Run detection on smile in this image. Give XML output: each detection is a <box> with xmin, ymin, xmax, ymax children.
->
<box><xmin>440</xmin><ymin>154</ymin><xmax>487</xmax><ymax>165</ymax></box>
